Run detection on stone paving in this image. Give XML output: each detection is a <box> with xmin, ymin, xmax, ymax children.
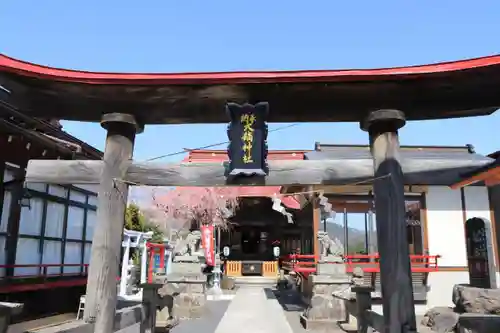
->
<box><xmin>171</xmin><ymin>286</ymin><xmax>355</xmax><ymax>333</ymax></box>
<box><xmin>17</xmin><ymin>287</ymin><xmax>429</xmax><ymax>333</ymax></box>
<box><xmin>215</xmin><ymin>286</ymin><xmax>294</xmax><ymax>333</ymax></box>
<box><xmin>170</xmin><ymin>298</ymin><xmax>231</xmax><ymax>333</ymax></box>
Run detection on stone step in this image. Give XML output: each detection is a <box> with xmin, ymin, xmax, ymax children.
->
<box><xmin>233</xmin><ymin>276</ymin><xmax>277</xmax><ymax>286</ymax></box>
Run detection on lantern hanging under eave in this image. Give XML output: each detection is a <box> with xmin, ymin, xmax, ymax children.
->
<box><xmin>226</xmin><ymin>102</ymin><xmax>269</xmax><ymax>177</ymax></box>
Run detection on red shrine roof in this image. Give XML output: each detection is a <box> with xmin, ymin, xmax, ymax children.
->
<box><xmin>0</xmin><ymin>54</ymin><xmax>499</xmax><ymax>123</ymax></box>
<box><xmin>182</xmin><ymin>149</ymin><xmax>306</xmax><ymax>209</ymax></box>
<box><xmin>182</xmin><ymin>149</ymin><xmax>307</xmax><ymax>162</ymax></box>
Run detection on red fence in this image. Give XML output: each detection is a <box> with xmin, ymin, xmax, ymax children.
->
<box><xmin>281</xmin><ymin>254</ymin><xmax>316</xmax><ymax>275</ymax></box>
<box><xmin>344</xmin><ymin>253</ymin><xmax>440</xmax><ymax>273</ymax></box>
<box><xmin>281</xmin><ymin>253</ymin><xmax>441</xmax><ymax>278</ymax></box>
<box><xmin>0</xmin><ymin>263</ymin><xmax>89</xmax><ymax>279</ymax></box>
<box><xmin>0</xmin><ymin>263</ymin><xmax>90</xmax><ymax>293</ymax></box>
<box><xmin>0</xmin><ymin>264</ymin><xmax>121</xmax><ymax>293</ymax></box>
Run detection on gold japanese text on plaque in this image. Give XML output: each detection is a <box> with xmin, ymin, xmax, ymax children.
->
<box><xmin>226</xmin><ymin>102</ymin><xmax>269</xmax><ymax>177</ymax></box>
<box><xmin>240</xmin><ymin>113</ymin><xmax>256</xmax><ymax>163</ymax></box>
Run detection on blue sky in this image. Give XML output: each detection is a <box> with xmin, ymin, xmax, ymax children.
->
<box><xmin>1</xmin><ymin>1</ymin><xmax>499</xmax><ymax>222</ymax></box>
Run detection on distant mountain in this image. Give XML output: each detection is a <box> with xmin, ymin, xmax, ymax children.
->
<box><xmin>325</xmin><ymin>222</ymin><xmax>375</xmax><ymax>253</ymax></box>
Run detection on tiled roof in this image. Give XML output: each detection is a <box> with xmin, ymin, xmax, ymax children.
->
<box><xmin>308</xmin><ymin>143</ymin><xmax>490</xmax><ymax>162</ymax></box>
<box><xmin>0</xmin><ymin>98</ymin><xmax>102</xmax><ymax>160</ymax></box>
<box><xmin>308</xmin><ymin>143</ymin><xmax>493</xmax><ymax>186</ymax></box>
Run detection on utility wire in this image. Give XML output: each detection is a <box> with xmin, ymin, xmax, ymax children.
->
<box><xmin>144</xmin><ymin>123</ymin><xmax>300</xmax><ymax>161</ymax></box>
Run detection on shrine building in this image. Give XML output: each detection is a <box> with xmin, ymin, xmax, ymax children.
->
<box><xmin>184</xmin><ymin>144</ymin><xmax>500</xmax><ymax>312</ymax></box>
<box><xmin>0</xmin><ymin>97</ymin><xmax>102</xmax><ymax>317</ymax></box>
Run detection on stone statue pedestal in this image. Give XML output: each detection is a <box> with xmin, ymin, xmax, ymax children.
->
<box><xmin>317</xmin><ymin>255</ymin><xmax>344</xmax><ymax>275</ymax></box>
<box><xmin>156</xmin><ymin>254</ymin><xmax>207</xmax><ymax>325</ymax></box>
<box><xmin>300</xmin><ymin>261</ymin><xmax>351</xmax><ymax>332</ymax></box>
<box><xmin>171</xmin><ymin>255</ymin><xmax>205</xmax><ymax>275</ymax></box>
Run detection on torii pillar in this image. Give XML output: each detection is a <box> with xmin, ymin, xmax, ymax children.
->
<box><xmin>83</xmin><ymin>113</ymin><xmax>143</xmax><ymax>333</ymax></box>
<box><xmin>361</xmin><ymin>110</ymin><xmax>417</xmax><ymax>333</ymax></box>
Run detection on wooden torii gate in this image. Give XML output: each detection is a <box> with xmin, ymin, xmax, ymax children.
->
<box><xmin>2</xmin><ymin>53</ymin><xmax>500</xmax><ymax>333</ymax></box>
<box><xmin>24</xmin><ymin>110</ymin><xmax>481</xmax><ymax>333</ymax></box>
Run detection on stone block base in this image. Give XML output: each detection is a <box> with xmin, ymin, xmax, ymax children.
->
<box><xmin>457</xmin><ymin>313</ymin><xmax>500</xmax><ymax>333</ymax></box>
<box><xmin>157</xmin><ymin>279</ymin><xmax>207</xmax><ymax>322</ymax></box>
<box><xmin>301</xmin><ymin>273</ymin><xmax>350</xmax><ymax>330</ymax></box>
<box><xmin>300</xmin><ymin>314</ymin><xmax>341</xmax><ymax>332</ymax></box>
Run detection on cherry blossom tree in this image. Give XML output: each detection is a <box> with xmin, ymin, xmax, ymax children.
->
<box><xmin>152</xmin><ymin>187</ymin><xmax>240</xmax><ymax>233</ymax></box>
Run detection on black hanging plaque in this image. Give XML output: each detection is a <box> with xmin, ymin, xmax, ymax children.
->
<box><xmin>226</xmin><ymin>102</ymin><xmax>269</xmax><ymax>177</ymax></box>
<box><xmin>465</xmin><ymin>217</ymin><xmax>495</xmax><ymax>288</ymax></box>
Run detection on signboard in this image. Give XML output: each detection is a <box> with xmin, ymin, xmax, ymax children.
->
<box><xmin>465</xmin><ymin>217</ymin><xmax>497</xmax><ymax>288</ymax></box>
<box><xmin>201</xmin><ymin>224</ymin><xmax>215</xmax><ymax>266</ymax></box>
<box><xmin>226</xmin><ymin>102</ymin><xmax>269</xmax><ymax>177</ymax></box>
<box><xmin>154</xmin><ymin>253</ymin><xmax>161</xmax><ymax>270</ymax></box>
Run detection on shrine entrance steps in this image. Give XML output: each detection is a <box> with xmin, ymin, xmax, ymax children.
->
<box><xmin>233</xmin><ymin>276</ymin><xmax>277</xmax><ymax>287</ymax></box>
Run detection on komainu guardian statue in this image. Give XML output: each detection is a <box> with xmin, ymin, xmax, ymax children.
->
<box><xmin>317</xmin><ymin>231</ymin><xmax>344</xmax><ymax>261</ymax></box>
<box><xmin>173</xmin><ymin>230</ymin><xmax>202</xmax><ymax>256</ymax></box>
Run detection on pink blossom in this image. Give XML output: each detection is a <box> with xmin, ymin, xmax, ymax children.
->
<box><xmin>152</xmin><ymin>187</ymin><xmax>240</xmax><ymax>230</ymax></box>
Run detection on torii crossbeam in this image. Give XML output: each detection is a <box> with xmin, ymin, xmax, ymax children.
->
<box><xmin>25</xmin><ymin>158</ymin><xmax>488</xmax><ymax>187</ymax></box>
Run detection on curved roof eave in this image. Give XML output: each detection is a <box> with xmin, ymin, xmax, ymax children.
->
<box><xmin>2</xmin><ymin>53</ymin><xmax>500</xmax><ymax>85</ymax></box>
<box><xmin>450</xmin><ymin>159</ymin><xmax>500</xmax><ymax>188</ymax></box>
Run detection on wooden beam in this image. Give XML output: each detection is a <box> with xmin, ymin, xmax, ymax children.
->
<box><xmin>314</xmin><ymin>184</ymin><xmax>427</xmax><ymax>194</ymax></box>
<box><xmin>83</xmin><ymin>113</ymin><xmax>141</xmax><ymax>333</ymax></box>
<box><xmin>25</xmin><ymin>158</ymin><xmax>489</xmax><ymax>186</ymax></box>
<box><xmin>0</xmin><ymin>161</ymin><xmax>5</xmax><ymax>237</ymax></box>
<box><xmin>5</xmin><ymin>165</ymin><xmax>26</xmax><ymax>278</ymax></box>
<box><xmin>330</xmin><ymin>202</ymin><xmax>372</xmax><ymax>213</ymax></box>
<box><xmin>488</xmin><ymin>189</ymin><xmax>500</xmax><ymax>272</ymax></box>
<box><xmin>421</xmin><ymin>194</ymin><xmax>430</xmax><ymax>254</ymax></box>
<box><xmin>485</xmin><ymin>172</ymin><xmax>500</xmax><ymax>187</ymax></box>
<box><xmin>312</xmin><ymin>200</ymin><xmax>320</xmax><ymax>264</ymax></box>
<box><xmin>450</xmin><ymin>165</ymin><xmax>500</xmax><ymax>189</ymax></box>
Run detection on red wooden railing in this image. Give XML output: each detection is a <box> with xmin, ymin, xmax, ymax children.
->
<box><xmin>281</xmin><ymin>254</ymin><xmax>317</xmax><ymax>275</ymax></box>
<box><xmin>0</xmin><ymin>263</ymin><xmax>89</xmax><ymax>279</ymax></box>
<box><xmin>343</xmin><ymin>253</ymin><xmax>441</xmax><ymax>273</ymax></box>
<box><xmin>0</xmin><ymin>263</ymin><xmax>121</xmax><ymax>293</ymax></box>
<box><xmin>0</xmin><ymin>263</ymin><xmax>89</xmax><ymax>293</ymax></box>
<box><xmin>281</xmin><ymin>253</ymin><xmax>441</xmax><ymax>278</ymax></box>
